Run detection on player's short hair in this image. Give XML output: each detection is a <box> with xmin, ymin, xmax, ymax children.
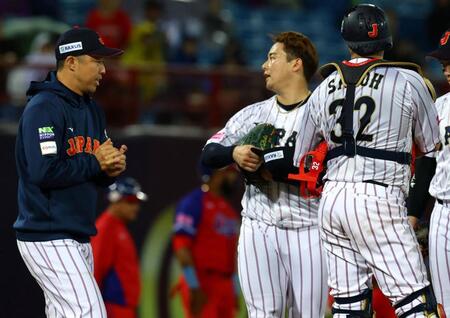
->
<box><xmin>272</xmin><ymin>31</ymin><xmax>319</xmax><ymax>82</ymax></box>
<box><xmin>56</xmin><ymin>59</ymin><xmax>64</xmax><ymax>70</ymax></box>
<box><xmin>56</xmin><ymin>55</ymin><xmax>83</xmax><ymax>71</ymax></box>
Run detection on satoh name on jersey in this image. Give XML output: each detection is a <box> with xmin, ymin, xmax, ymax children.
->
<box><xmin>328</xmin><ymin>71</ymin><xmax>384</xmax><ymax>94</ymax></box>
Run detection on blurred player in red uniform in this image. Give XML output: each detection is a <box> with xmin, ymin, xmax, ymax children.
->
<box><xmin>86</xmin><ymin>0</ymin><xmax>132</xmax><ymax>49</ymax></box>
<box><xmin>91</xmin><ymin>177</ymin><xmax>148</xmax><ymax>318</ymax></box>
<box><xmin>172</xmin><ymin>164</ymin><xmax>240</xmax><ymax>318</ymax></box>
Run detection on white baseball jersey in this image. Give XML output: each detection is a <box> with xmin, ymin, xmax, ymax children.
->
<box><xmin>206</xmin><ymin>96</ymin><xmax>319</xmax><ymax>229</ymax></box>
<box><xmin>428</xmin><ymin>92</ymin><xmax>450</xmax><ymax>314</ymax></box>
<box><xmin>206</xmin><ymin>95</ymin><xmax>328</xmax><ymax>317</ymax></box>
<box><xmin>429</xmin><ymin>92</ymin><xmax>450</xmax><ymax>200</ymax></box>
<box><xmin>294</xmin><ymin>59</ymin><xmax>440</xmax><ymax>193</ymax></box>
<box><xmin>17</xmin><ymin>239</ymin><xmax>106</xmax><ymax>318</ymax></box>
<box><xmin>291</xmin><ymin>58</ymin><xmax>440</xmax><ymax>317</ymax></box>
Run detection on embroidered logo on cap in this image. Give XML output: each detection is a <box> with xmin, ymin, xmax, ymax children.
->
<box><xmin>440</xmin><ymin>31</ymin><xmax>450</xmax><ymax>46</ymax></box>
<box><xmin>59</xmin><ymin>41</ymin><xmax>83</xmax><ymax>54</ymax></box>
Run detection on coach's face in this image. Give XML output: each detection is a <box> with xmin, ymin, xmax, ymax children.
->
<box><xmin>72</xmin><ymin>55</ymin><xmax>106</xmax><ymax>95</ymax></box>
<box><xmin>262</xmin><ymin>42</ymin><xmax>296</xmax><ymax>92</ymax></box>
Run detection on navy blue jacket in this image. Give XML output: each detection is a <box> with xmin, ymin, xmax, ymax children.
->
<box><xmin>14</xmin><ymin>72</ymin><xmax>114</xmax><ymax>242</ymax></box>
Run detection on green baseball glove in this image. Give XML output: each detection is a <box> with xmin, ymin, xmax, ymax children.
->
<box><xmin>237</xmin><ymin>123</ymin><xmax>278</xmax><ymax>184</ymax></box>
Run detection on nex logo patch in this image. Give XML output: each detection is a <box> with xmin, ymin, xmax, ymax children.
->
<box><xmin>368</xmin><ymin>23</ymin><xmax>378</xmax><ymax>38</ymax></box>
<box><xmin>38</xmin><ymin>126</ymin><xmax>54</xmax><ymax>134</ymax></box>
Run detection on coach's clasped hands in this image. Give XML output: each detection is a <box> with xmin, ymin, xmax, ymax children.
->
<box><xmin>94</xmin><ymin>139</ymin><xmax>127</xmax><ymax>177</ymax></box>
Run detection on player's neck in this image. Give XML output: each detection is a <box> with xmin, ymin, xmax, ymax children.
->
<box><xmin>276</xmin><ymin>85</ymin><xmax>310</xmax><ymax>105</ymax></box>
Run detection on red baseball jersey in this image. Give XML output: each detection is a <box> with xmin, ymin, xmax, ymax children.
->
<box><xmin>91</xmin><ymin>212</ymin><xmax>140</xmax><ymax>308</ymax></box>
<box><xmin>86</xmin><ymin>9</ymin><xmax>132</xmax><ymax>49</ymax></box>
<box><xmin>173</xmin><ymin>188</ymin><xmax>240</xmax><ymax>274</ymax></box>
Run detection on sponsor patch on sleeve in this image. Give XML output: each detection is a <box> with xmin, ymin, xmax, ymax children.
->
<box><xmin>209</xmin><ymin>129</ymin><xmax>226</xmax><ymax>142</ymax></box>
<box><xmin>173</xmin><ymin>213</ymin><xmax>196</xmax><ymax>234</ymax></box>
<box><xmin>40</xmin><ymin>141</ymin><xmax>57</xmax><ymax>155</ymax></box>
<box><xmin>38</xmin><ymin>126</ymin><xmax>55</xmax><ymax>141</ymax></box>
<box><xmin>264</xmin><ymin>150</ymin><xmax>284</xmax><ymax>162</ymax></box>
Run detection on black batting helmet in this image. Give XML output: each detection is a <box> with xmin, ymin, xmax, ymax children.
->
<box><xmin>341</xmin><ymin>4</ymin><xmax>393</xmax><ymax>56</ymax></box>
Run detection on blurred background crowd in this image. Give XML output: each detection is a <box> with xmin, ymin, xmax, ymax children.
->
<box><xmin>1</xmin><ymin>1</ymin><xmax>449</xmax><ymax>317</ymax></box>
<box><xmin>0</xmin><ymin>0</ymin><xmax>449</xmax><ymax>129</ymax></box>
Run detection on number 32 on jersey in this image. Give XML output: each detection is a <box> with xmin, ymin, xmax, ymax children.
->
<box><xmin>329</xmin><ymin>96</ymin><xmax>376</xmax><ymax>144</ymax></box>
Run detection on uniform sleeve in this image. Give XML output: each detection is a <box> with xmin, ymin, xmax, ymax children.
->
<box><xmin>205</xmin><ymin>106</ymin><xmax>253</xmax><ymax>147</ymax></box>
<box><xmin>407</xmin><ymin>156</ymin><xmax>437</xmax><ymax>218</ymax></box>
<box><xmin>21</xmin><ymin>100</ymin><xmax>101</xmax><ymax>189</ymax></box>
<box><xmin>408</xmin><ymin>75</ymin><xmax>440</xmax><ymax>153</ymax></box>
<box><xmin>91</xmin><ymin>216</ymin><xmax>116</xmax><ymax>288</ymax></box>
<box><xmin>293</xmin><ymin>92</ymin><xmax>324</xmax><ymax>166</ymax></box>
<box><xmin>172</xmin><ymin>190</ymin><xmax>203</xmax><ymax>248</ymax></box>
<box><xmin>202</xmin><ymin>105</ymin><xmax>255</xmax><ymax>168</ymax></box>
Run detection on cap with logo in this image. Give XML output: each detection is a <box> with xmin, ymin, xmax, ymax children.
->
<box><xmin>55</xmin><ymin>27</ymin><xmax>123</xmax><ymax>60</ymax></box>
<box><xmin>428</xmin><ymin>28</ymin><xmax>450</xmax><ymax>61</ymax></box>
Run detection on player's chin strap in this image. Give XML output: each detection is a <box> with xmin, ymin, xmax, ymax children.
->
<box><xmin>393</xmin><ymin>286</ymin><xmax>446</xmax><ymax>318</ymax></box>
<box><xmin>332</xmin><ymin>289</ymin><xmax>373</xmax><ymax>318</ymax></box>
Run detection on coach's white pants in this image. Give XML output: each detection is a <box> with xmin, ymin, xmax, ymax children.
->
<box><xmin>429</xmin><ymin>201</ymin><xmax>450</xmax><ymax>316</ymax></box>
<box><xmin>17</xmin><ymin>239</ymin><xmax>107</xmax><ymax>318</ymax></box>
<box><xmin>237</xmin><ymin>217</ymin><xmax>328</xmax><ymax>318</ymax></box>
<box><xmin>320</xmin><ymin>181</ymin><xmax>431</xmax><ymax>318</ymax></box>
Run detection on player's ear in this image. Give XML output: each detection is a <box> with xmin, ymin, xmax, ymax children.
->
<box><xmin>292</xmin><ymin>57</ymin><xmax>303</xmax><ymax>72</ymax></box>
<box><xmin>65</xmin><ymin>55</ymin><xmax>80</xmax><ymax>71</ymax></box>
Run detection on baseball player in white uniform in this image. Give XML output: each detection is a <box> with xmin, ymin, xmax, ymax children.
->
<box><xmin>293</xmin><ymin>4</ymin><xmax>443</xmax><ymax>318</ymax></box>
<box><xmin>201</xmin><ymin>32</ymin><xmax>328</xmax><ymax>317</ymax></box>
<box><xmin>425</xmin><ymin>28</ymin><xmax>450</xmax><ymax>316</ymax></box>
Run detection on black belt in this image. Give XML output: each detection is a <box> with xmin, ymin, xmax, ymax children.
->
<box><xmin>363</xmin><ymin>180</ymin><xmax>388</xmax><ymax>188</ymax></box>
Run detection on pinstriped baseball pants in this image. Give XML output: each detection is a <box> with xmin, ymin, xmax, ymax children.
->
<box><xmin>17</xmin><ymin>239</ymin><xmax>107</xmax><ymax>318</ymax></box>
<box><xmin>429</xmin><ymin>202</ymin><xmax>450</xmax><ymax>316</ymax></box>
<box><xmin>237</xmin><ymin>216</ymin><xmax>328</xmax><ymax>318</ymax></box>
<box><xmin>320</xmin><ymin>181</ymin><xmax>431</xmax><ymax>318</ymax></box>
